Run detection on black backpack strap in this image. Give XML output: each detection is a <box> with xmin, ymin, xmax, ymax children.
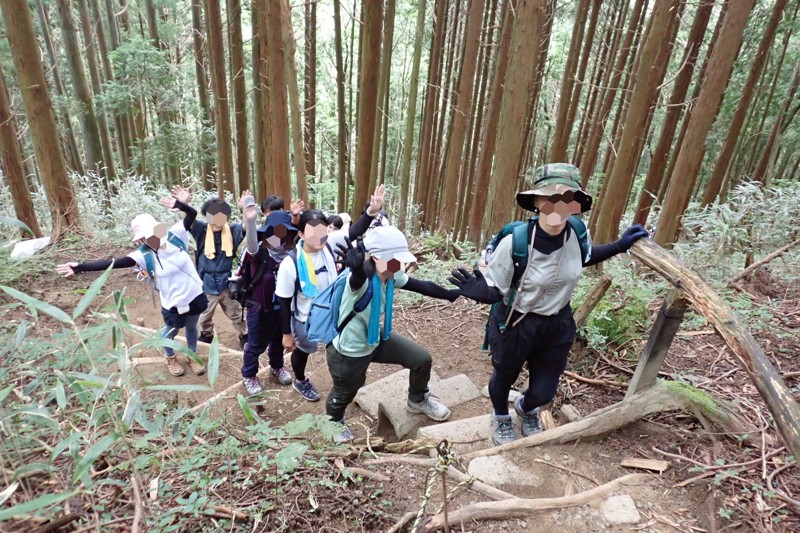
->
<box><xmin>243</xmin><ymin>248</ymin><xmax>270</xmax><ymax>301</ymax></box>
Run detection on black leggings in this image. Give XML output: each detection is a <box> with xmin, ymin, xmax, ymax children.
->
<box><xmin>291</xmin><ymin>348</ymin><xmax>310</xmax><ymax>381</ymax></box>
<box><xmin>486</xmin><ymin>305</ymin><xmax>576</xmax><ymax>416</ymax></box>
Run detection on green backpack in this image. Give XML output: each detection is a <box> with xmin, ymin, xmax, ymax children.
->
<box><xmin>480</xmin><ymin>215</ymin><xmax>590</xmax><ymax>350</ymax></box>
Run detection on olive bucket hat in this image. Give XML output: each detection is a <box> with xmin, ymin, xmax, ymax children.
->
<box><xmin>516</xmin><ymin>163</ymin><xmax>593</xmax><ymax>213</ymax></box>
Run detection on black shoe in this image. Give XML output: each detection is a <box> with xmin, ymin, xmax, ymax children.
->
<box><xmin>239</xmin><ymin>334</ymin><xmax>248</xmax><ymax>349</ymax></box>
<box><xmin>198</xmin><ymin>332</ymin><xmax>214</xmax><ymax>344</ymax></box>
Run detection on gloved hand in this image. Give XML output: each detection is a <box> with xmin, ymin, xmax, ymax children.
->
<box><xmin>448</xmin><ymin>267</ymin><xmax>492</xmax><ymax>303</ymax></box>
<box><xmin>618</xmin><ymin>224</ymin><xmax>649</xmax><ymax>251</ymax></box>
<box><xmin>335</xmin><ymin>237</ymin><xmax>367</xmax><ymax>271</ymax></box>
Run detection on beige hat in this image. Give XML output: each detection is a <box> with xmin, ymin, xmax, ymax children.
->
<box><xmin>130</xmin><ymin>213</ymin><xmax>166</xmax><ymax>243</ymax></box>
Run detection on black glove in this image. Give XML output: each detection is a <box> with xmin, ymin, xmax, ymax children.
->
<box><xmin>448</xmin><ymin>267</ymin><xmax>493</xmax><ymax>303</ymax></box>
<box><xmin>618</xmin><ymin>224</ymin><xmax>649</xmax><ymax>251</ymax></box>
<box><xmin>335</xmin><ymin>236</ymin><xmax>366</xmax><ymax>271</ymax></box>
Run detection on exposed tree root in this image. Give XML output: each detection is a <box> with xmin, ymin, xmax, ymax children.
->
<box><xmin>419</xmin><ymin>473</ymin><xmax>645</xmax><ymax>532</ymax></box>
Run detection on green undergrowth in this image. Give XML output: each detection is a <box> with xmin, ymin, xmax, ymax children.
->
<box><xmin>0</xmin><ymin>270</ymin><xmax>392</xmax><ymax>531</ymax></box>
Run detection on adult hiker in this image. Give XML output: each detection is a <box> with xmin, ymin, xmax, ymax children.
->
<box><xmin>326</xmin><ymin>226</ymin><xmax>461</xmax><ymax>442</ymax></box>
<box><xmin>238</xmin><ymin>195</ymin><xmax>297</xmax><ymax>394</ymax></box>
<box><xmin>56</xmin><ymin>191</ymin><xmax>208</xmax><ymax>378</ymax></box>
<box><xmin>276</xmin><ymin>185</ymin><xmax>386</xmax><ymax>402</ymax></box>
<box><xmin>448</xmin><ymin>163</ymin><xmax>649</xmax><ymax>445</ymax></box>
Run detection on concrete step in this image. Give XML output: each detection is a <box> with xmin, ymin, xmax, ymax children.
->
<box><xmin>417</xmin><ymin>414</ymin><xmax>492</xmax><ymax>455</ymax></box>
<box><xmin>354</xmin><ymin>369</ymin><xmax>443</xmax><ymax>419</ymax></box>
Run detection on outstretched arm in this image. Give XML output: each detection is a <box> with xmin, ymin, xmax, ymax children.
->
<box><xmin>448</xmin><ymin>267</ymin><xmax>503</xmax><ymax>304</ymax></box>
<box><xmin>57</xmin><ymin>256</ymin><xmax>137</xmax><ymax>277</ymax></box>
<box><xmin>583</xmin><ymin>224</ymin><xmax>649</xmax><ymax>267</ymax></box>
<box><xmin>402</xmin><ymin>277</ymin><xmax>460</xmax><ymax>302</ymax></box>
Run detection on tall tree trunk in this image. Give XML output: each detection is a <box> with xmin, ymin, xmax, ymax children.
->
<box><xmin>56</xmin><ymin>0</ymin><xmax>105</xmax><ymax>178</ymax></box>
<box><xmin>437</xmin><ymin>0</ymin><xmax>484</xmax><ymax>233</ymax></box>
<box><xmin>333</xmin><ymin>0</ymin><xmax>349</xmax><ymax>212</ymax></box>
<box><xmin>549</xmin><ymin>0</ymin><xmax>591</xmax><ymax>162</ymax></box>
<box><xmin>206</xmin><ymin>0</ymin><xmax>235</xmax><ymax>196</ymax></box>
<box><xmin>752</xmin><ymin>67</ymin><xmax>800</xmax><ymax>184</ymax></box>
<box><xmin>592</xmin><ymin>0</ymin><xmax>679</xmax><ymax>245</ymax></box>
<box><xmin>398</xmin><ymin>0</ymin><xmax>427</xmax><ymax>230</ymax></box>
<box><xmin>264</xmin><ymin>0</ymin><xmax>292</xmax><ymax>201</ymax></box>
<box><xmin>655</xmin><ymin>0</ymin><xmax>755</xmax><ymax>248</ymax></box>
<box><xmin>701</xmin><ymin>0</ymin><xmax>786</xmax><ymax>206</ymax></box>
<box><xmin>257</xmin><ymin>2</ymin><xmax>275</xmax><ymax>201</ymax></box>
<box><xmin>144</xmin><ymin>0</ymin><xmax>163</xmax><ymax>49</ymax></box>
<box><xmin>78</xmin><ymin>0</ymin><xmax>117</xmax><ymax>182</ymax></box>
<box><xmin>0</xmin><ymin>64</ymin><xmax>42</xmax><ymax>238</ymax></box>
<box><xmin>353</xmin><ymin>0</ymin><xmax>384</xmax><ymax>211</ymax></box>
<box><xmin>633</xmin><ymin>0</ymin><xmax>714</xmax><ymax>224</ymax></box>
<box><xmin>369</xmin><ymin>0</ymin><xmax>397</xmax><ymax>193</ymax></box>
<box><xmin>467</xmin><ymin>0</ymin><xmax>513</xmax><ymax>245</ymax></box>
<box><xmin>304</xmin><ymin>0</ymin><xmax>317</xmax><ymax>177</ymax></box>
<box><xmin>193</xmin><ymin>0</ymin><xmax>213</xmax><ymax>188</ymax></box>
<box><xmin>484</xmin><ymin>0</ymin><xmax>545</xmax><ymax>235</ymax></box>
<box><xmin>34</xmin><ymin>0</ymin><xmax>84</xmax><ymax>175</ymax></box>
<box><xmin>252</xmin><ymin>0</ymin><xmax>264</xmax><ymax>197</ymax></box>
<box><xmin>2</xmin><ymin>1</ymin><xmax>81</xmax><ymax>240</ymax></box>
<box><xmin>227</xmin><ymin>0</ymin><xmax>249</xmax><ymax>195</ymax></box>
<box><xmin>282</xmin><ymin>0</ymin><xmax>309</xmax><ymax>201</ymax></box>
<box><xmin>579</xmin><ymin>0</ymin><xmax>647</xmax><ymax>184</ymax></box>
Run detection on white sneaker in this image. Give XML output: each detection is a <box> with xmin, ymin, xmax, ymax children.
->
<box><xmin>407</xmin><ymin>394</ymin><xmax>451</xmax><ymax>421</ymax></box>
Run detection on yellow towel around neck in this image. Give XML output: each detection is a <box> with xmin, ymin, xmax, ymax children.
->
<box><xmin>204</xmin><ymin>223</ymin><xmax>233</xmax><ymax>259</ymax></box>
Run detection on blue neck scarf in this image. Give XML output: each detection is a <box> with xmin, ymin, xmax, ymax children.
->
<box><xmin>367</xmin><ymin>276</ymin><xmax>395</xmax><ymax>345</ymax></box>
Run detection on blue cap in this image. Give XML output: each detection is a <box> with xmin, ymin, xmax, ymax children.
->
<box><xmin>257</xmin><ymin>210</ymin><xmax>297</xmax><ymax>236</ymax></box>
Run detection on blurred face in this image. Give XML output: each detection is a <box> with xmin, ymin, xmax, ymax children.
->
<box><xmin>536</xmin><ymin>192</ymin><xmax>582</xmax><ymax>226</ymax></box>
<box><xmin>264</xmin><ymin>223</ymin><xmax>295</xmax><ymax>251</ymax></box>
<box><xmin>374</xmin><ymin>257</ymin><xmax>404</xmax><ymax>280</ymax></box>
<box><xmin>205</xmin><ymin>202</ymin><xmax>230</xmax><ymax>231</ymax></box>
<box><xmin>142</xmin><ymin>223</ymin><xmax>167</xmax><ymax>249</ymax></box>
<box><xmin>301</xmin><ymin>219</ymin><xmax>328</xmax><ymax>251</ymax></box>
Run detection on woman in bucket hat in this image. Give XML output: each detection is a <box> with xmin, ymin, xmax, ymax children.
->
<box><xmin>449</xmin><ymin>163</ymin><xmax>648</xmax><ymax>445</ymax></box>
<box><xmin>56</xmin><ymin>190</ymin><xmax>208</xmax><ymax>378</ymax></box>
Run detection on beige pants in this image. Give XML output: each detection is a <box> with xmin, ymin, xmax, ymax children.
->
<box><xmin>198</xmin><ymin>292</ymin><xmax>247</xmax><ymax>336</ymax></box>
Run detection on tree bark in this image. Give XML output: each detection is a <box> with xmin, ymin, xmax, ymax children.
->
<box><xmin>303</xmin><ymin>0</ymin><xmax>317</xmax><ymax>177</ymax></box>
<box><xmin>192</xmin><ymin>0</ymin><xmax>213</xmax><ymax>188</ymax></box>
<box><xmin>280</xmin><ymin>0</ymin><xmax>308</xmax><ymax>202</ymax></box>
<box><xmin>251</xmin><ymin>0</ymin><xmax>264</xmax><ymax>197</ymax></box>
<box><xmin>333</xmin><ymin>0</ymin><xmax>349</xmax><ymax>212</ymax></box>
<box><xmin>398</xmin><ymin>0</ymin><xmax>427</xmax><ymax>230</ymax></box>
<box><xmin>655</xmin><ymin>0</ymin><xmax>756</xmax><ymax>247</ymax></box>
<box><xmin>702</xmin><ymin>0</ymin><xmax>787</xmax><ymax>206</ymax></box>
<box><xmin>484</xmin><ymin>0</ymin><xmax>546</xmax><ymax>235</ymax></box>
<box><xmin>2</xmin><ymin>0</ymin><xmax>81</xmax><ymax>240</ymax></box>
<box><xmin>264</xmin><ymin>0</ymin><xmax>292</xmax><ymax>201</ymax></box>
<box><xmin>752</xmin><ymin>67</ymin><xmax>800</xmax><ymax>185</ymax></box>
<box><xmin>632</xmin><ymin>0</ymin><xmax>714</xmax><ymax>224</ymax></box>
<box><xmin>368</xmin><ymin>0</ymin><xmax>396</xmax><ymax>195</ymax></box>
<box><xmin>206</xmin><ymin>0</ymin><xmax>234</xmax><ymax>197</ymax></box>
<box><xmin>353</xmin><ymin>0</ymin><xmax>384</xmax><ymax>211</ymax></box>
<box><xmin>227</xmin><ymin>0</ymin><xmax>249</xmax><ymax>195</ymax></box>
<box><xmin>257</xmin><ymin>2</ymin><xmax>275</xmax><ymax>201</ymax></box>
<box><xmin>549</xmin><ymin>0</ymin><xmax>591</xmax><ymax>162</ymax></box>
<box><xmin>437</xmin><ymin>0</ymin><xmax>485</xmax><ymax>233</ymax></box>
<box><xmin>0</xmin><ymin>63</ymin><xmax>42</xmax><ymax>238</ymax></box>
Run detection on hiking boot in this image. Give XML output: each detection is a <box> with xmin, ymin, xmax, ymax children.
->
<box><xmin>238</xmin><ymin>334</ymin><xmax>248</xmax><ymax>349</ymax></box>
<box><xmin>270</xmin><ymin>366</ymin><xmax>292</xmax><ymax>386</ymax></box>
<box><xmin>164</xmin><ymin>356</ymin><xmax>185</xmax><ymax>377</ymax></box>
<box><xmin>332</xmin><ymin>419</ymin><xmax>354</xmax><ymax>443</ymax></box>
<box><xmin>242</xmin><ymin>376</ymin><xmax>263</xmax><ymax>395</ymax></box>
<box><xmin>293</xmin><ymin>378</ymin><xmax>321</xmax><ymax>402</ymax></box>
<box><xmin>198</xmin><ymin>332</ymin><xmax>214</xmax><ymax>344</ymax></box>
<box><xmin>187</xmin><ymin>356</ymin><xmax>206</xmax><ymax>376</ymax></box>
<box><xmin>491</xmin><ymin>413</ymin><xmax>517</xmax><ymax>445</ymax></box>
<box><xmin>514</xmin><ymin>395</ymin><xmax>542</xmax><ymax>437</ymax></box>
<box><xmin>407</xmin><ymin>394</ymin><xmax>451</xmax><ymax>422</ymax></box>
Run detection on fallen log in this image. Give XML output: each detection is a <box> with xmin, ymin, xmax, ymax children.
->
<box><xmin>728</xmin><ymin>237</ymin><xmax>800</xmax><ymax>285</ymax></box>
<box><xmin>463</xmin><ymin>380</ymin><xmax>761</xmax><ymax>460</ymax></box>
<box><xmin>129</xmin><ymin>325</ymin><xmax>244</xmax><ymax>358</ymax></box>
<box><xmin>419</xmin><ymin>473</ymin><xmax>645</xmax><ymax>532</ymax></box>
<box><xmin>629</xmin><ymin>239</ymin><xmax>800</xmax><ymax>459</ymax></box>
<box><xmin>573</xmin><ymin>275</ymin><xmax>612</xmax><ymax>329</ymax></box>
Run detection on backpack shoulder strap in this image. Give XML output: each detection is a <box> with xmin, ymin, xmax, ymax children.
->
<box><xmin>509</xmin><ymin>219</ymin><xmax>534</xmax><ymax>287</ymax></box>
<box><xmin>287</xmin><ymin>248</ymin><xmax>302</xmax><ymax>296</ymax></box>
<box><xmin>138</xmin><ymin>244</ymin><xmax>156</xmax><ymax>278</ymax></box>
<box><xmin>566</xmin><ymin>216</ymin><xmax>590</xmax><ymax>264</ymax></box>
<box><xmin>167</xmin><ymin>231</ymin><xmax>189</xmax><ymax>253</ymax></box>
<box><xmin>336</xmin><ymin>273</ymin><xmax>374</xmax><ymax>333</ymax></box>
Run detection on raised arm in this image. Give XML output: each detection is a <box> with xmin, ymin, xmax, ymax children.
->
<box><xmin>348</xmin><ymin>184</ymin><xmax>385</xmax><ymax>240</ymax></box>
<box><xmin>335</xmin><ymin>237</ymin><xmax>369</xmax><ymax>291</ymax></box>
<box><xmin>241</xmin><ymin>194</ymin><xmax>260</xmax><ymax>254</ymax></box>
<box><xmin>159</xmin><ymin>185</ymin><xmax>197</xmax><ymax>230</ymax></box>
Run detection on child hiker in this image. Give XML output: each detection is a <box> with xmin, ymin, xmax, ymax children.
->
<box><xmin>448</xmin><ymin>163</ymin><xmax>648</xmax><ymax>445</ymax></box>
<box><xmin>326</xmin><ymin>226</ymin><xmax>461</xmax><ymax>442</ymax></box>
<box><xmin>56</xmin><ymin>191</ymin><xmax>208</xmax><ymax>377</ymax></box>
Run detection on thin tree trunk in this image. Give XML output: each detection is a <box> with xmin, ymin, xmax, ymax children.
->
<box><xmin>252</xmin><ymin>0</ymin><xmax>264</xmax><ymax>197</ymax></box>
<box><xmin>549</xmin><ymin>0</ymin><xmax>591</xmax><ymax>162</ymax></box>
<box><xmin>257</xmin><ymin>2</ymin><xmax>275</xmax><ymax>201</ymax></box>
<box><xmin>484</xmin><ymin>0</ymin><xmax>546</xmax><ymax>235</ymax></box>
<box><xmin>264</xmin><ymin>0</ymin><xmax>292</xmax><ymax>201</ymax></box>
<box><xmin>701</xmin><ymin>0</ymin><xmax>786</xmax><ymax>206</ymax></box>
<box><xmin>592</xmin><ymin>0</ymin><xmax>679</xmax><ymax>245</ymax></box>
<box><xmin>282</xmin><ymin>0</ymin><xmax>308</xmax><ymax>201</ymax></box>
<box><xmin>0</xmin><ymin>63</ymin><xmax>42</xmax><ymax>238</ymax></box>
<box><xmin>655</xmin><ymin>0</ymin><xmax>756</xmax><ymax>248</ymax></box>
<box><xmin>227</xmin><ymin>0</ymin><xmax>249</xmax><ymax>195</ymax></box>
<box><xmin>633</xmin><ymin>0</ymin><xmax>714</xmax><ymax>224</ymax></box>
<box><xmin>193</xmin><ymin>0</ymin><xmax>213</xmax><ymax>188</ymax></box>
<box><xmin>398</xmin><ymin>0</ymin><xmax>427</xmax><ymax>229</ymax></box>
<box><xmin>369</xmin><ymin>0</ymin><xmax>397</xmax><ymax>194</ymax></box>
<box><xmin>304</xmin><ymin>0</ymin><xmax>317</xmax><ymax>177</ymax></box>
<box><xmin>752</xmin><ymin>67</ymin><xmax>800</xmax><ymax>184</ymax></box>
<box><xmin>333</xmin><ymin>0</ymin><xmax>349</xmax><ymax>212</ymax></box>
<box><xmin>206</xmin><ymin>0</ymin><xmax>234</xmax><ymax>196</ymax></box>
<box><xmin>353</xmin><ymin>0</ymin><xmax>384</xmax><ymax>211</ymax></box>
<box><xmin>2</xmin><ymin>1</ymin><xmax>81</xmax><ymax>240</ymax></box>
<box><xmin>437</xmin><ymin>0</ymin><xmax>484</xmax><ymax>233</ymax></box>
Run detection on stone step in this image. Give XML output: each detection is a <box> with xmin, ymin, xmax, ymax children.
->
<box><xmin>417</xmin><ymin>414</ymin><xmax>492</xmax><ymax>455</ymax></box>
<box><xmin>354</xmin><ymin>369</ymin><xmax>443</xmax><ymax>419</ymax></box>
<box><xmin>480</xmin><ymin>385</ymin><xmax>521</xmax><ymax>403</ymax></box>
<box><xmin>467</xmin><ymin>455</ymin><xmax>543</xmax><ymax>487</ymax></box>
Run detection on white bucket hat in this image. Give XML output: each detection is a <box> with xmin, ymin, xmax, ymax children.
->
<box><xmin>363</xmin><ymin>226</ymin><xmax>416</xmax><ymax>263</ymax></box>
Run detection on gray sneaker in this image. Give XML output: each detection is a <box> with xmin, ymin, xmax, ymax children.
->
<box><xmin>270</xmin><ymin>366</ymin><xmax>292</xmax><ymax>386</ymax></box>
<box><xmin>407</xmin><ymin>394</ymin><xmax>451</xmax><ymax>421</ymax></box>
<box><xmin>514</xmin><ymin>395</ymin><xmax>542</xmax><ymax>437</ymax></box>
<box><xmin>333</xmin><ymin>419</ymin><xmax>354</xmax><ymax>443</ymax></box>
<box><xmin>491</xmin><ymin>413</ymin><xmax>517</xmax><ymax>445</ymax></box>
<box><xmin>242</xmin><ymin>376</ymin><xmax>263</xmax><ymax>395</ymax></box>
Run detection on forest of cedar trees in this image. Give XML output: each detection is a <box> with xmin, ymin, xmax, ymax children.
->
<box><xmin>0</xmin><ymin>0</ymin><xmax>798</xmax><ymax>248</ymax></box>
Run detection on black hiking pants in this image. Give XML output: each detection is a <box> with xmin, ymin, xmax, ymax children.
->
<box><xmin>487</xmin><ymin>304</ymin><xmax>576</xmax><ymax>416</ymax></box>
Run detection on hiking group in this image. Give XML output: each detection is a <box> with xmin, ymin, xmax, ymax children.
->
<box><xmin>56</xmin><ymin>163</ymin><xmax>647</xmax><ymax>444</ymax></box>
